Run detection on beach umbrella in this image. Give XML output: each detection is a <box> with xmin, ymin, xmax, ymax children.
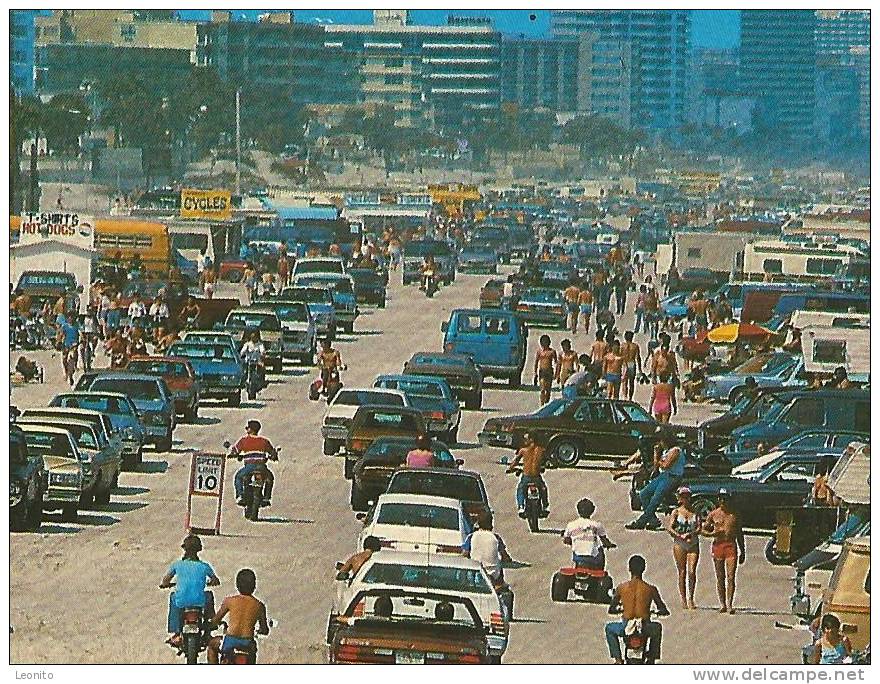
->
<box><xmin>705</xmin><ymin>322</ymin><xmax>773</xmax><ymax>344</ymax></box>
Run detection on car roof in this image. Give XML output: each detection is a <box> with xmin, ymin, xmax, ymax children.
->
<box><xmin>19</xmin><ymin>416</ymin><xmax>96</xmax><ymax>430</ymax></box>
<box><xmin>23</xmin><ymin>407</ymin><xmax>105</xmax><ymax>420</ymax></box>
<box><xmin>18</xmin><ymin>424</ymin><xmax>75</xmax><ymax>437</ymax></box>
<box><xmin>228</xmin><ymin>307</ymin><xmax>279</xmax><ymax>316</ymax></box>
<box><xmin>364</xmin><ymin>550</ymin><xmax>481</xmax><ymax>570</ymax></box>
<box><xmin>87</xmin><ymin>372</ymin><xmax>161</xmax><ymax>382</ymax></box>
<box><xmin>127</xmin><ymin>356</ymin><xmax>192</xmax><ymax>366</ymax></box>
<box><xmin>55</xmin><ymin>391</ymin><xmax>131</xmax><ymax>402</ymax></box>
<box><xmin>376</xmin><ymin>374</ymin><xmax>447</xmax><ymax>385</ymax></box>
<box><xmin>375</xmin><ymin>493</ymin><xmax>464</xmax><ymax>509</ymax></box>
<box><xmin>410</xmin><ymin>352</ymin><xmax>472</xmax><ymax>362</ymax></box>
<box><xmin>390</xmin><ymin>467</ymin><xmax>482</xmax><ymax>480</ymax></box>
<box><xmin>297</xmin><ymin>256</ymin><xmax>343</xmax><ymax>263</ymax></box>
<box><xmin>370</xmin><ymin>436</ymin><xmax>450</xmax><ymax>449</ymax></box>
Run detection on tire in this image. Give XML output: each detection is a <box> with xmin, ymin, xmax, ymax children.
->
<box><xmin>728</xmin><ymin>387</ymin><xmax>745</xmax><ymax>405</ymax></box>
<box><xmin>551</xmin><ymin>572</ymin><xmax>572</xmax><ymax>602</ymax></box>
<box><xmin>692</xmin><ymin>496</ymin><xmax>716</xmax><ymax>520</ymax></box>
<box><xmin>323</xmin><ymin>440</ymin><xmax>338</xmax><ymax>456</ymax></box>
<box><xmin>246</xmin><ymin>487</ymin><xmax>261</xmax><ymax>521</ymax></box>
<box><xmin>26</xmin><ymin>489</ymin><xmax>43</xmax><ymax>532</ymax></box>
<box><xmin>527</xmin><ymin>505</ymin><xmax>539</xmax><ymax>533</ymax></box>
<box><xmin>273</xmin><ymin>359</ymin><xmax>282</xmax><ymax>374</ymax></box>
<box><xmin>156</xmin><ymin>434</ymin><xmax>173</xmax><ymax>453</ymax></box>
<box><xmin>10</xmin><ymin>498</ymin><xmax>28</xmax><ymax>532</ymax></box>
<box><xmin>343</xmin><ymin>322</ymin><xmax>354</xmax><ymax>335</ymax></box>
<box><xmin>184</xmin><ymin>404</ymin><xmax>198</xmax><ymax>423</ymax></box>
<box><xmin>228</xmin><ymin>392</ymin><xmax>241</xmax><ymax>407</ymax></box>
<box><xmin>326</xmin><ymin>614</ymin><xmax>339</xmax><ymax>646</ymax></box>
<box><xmin>488</xmin><ymin>655</ymin><xmax>502</xmax><ymax>664</ymax></box>
<box><xmin>94</xmin><ymin>478</ymin><xmax>111</xmax><ymax>506</ymax></box>
<box><xmin>344</xmin><ymin>458</ymin><xmax>355</xmax><ymax>480</ymax></box>
<box><xmin>445</xmin><ymin>422</ymin><xmax>459</xmax><ymax>445</ymax></box>
<box><xmin>378</xmin><ymin>299</ymin><xmax>386</xmax><ymax>309</ymax></box>
<box><xmin>79</xmin><ymin>489</ymin><xmax>94</xmax><ymax>508</ymax></box>
<box><xmin>551</xmin><ymin>438</ymin><xmax>582</xmax><ymax>468</ymax></box>
<box><xmin>248</xmin><ymin>386</ymin><xmax>257</xmax><ymax>401</ymax></box>
<box><xmin>764</xmin><ymin>536</ymin><xmax>789</xmax><ymax>566</ymax></box>
<box><xmin>184</xmin><ymin>635</ymin><xmax>200</xmax><ymax>665</ymax></box>
<box><xmin>508</xmin><ymin>372</ymin><xmax>521</xmax><ymax>388</ymax></box>
<box><xmin>61</xmin><ymin>504</ymin><xmax>78</xmax><ymax>522</ymax></box>
<box><xmin>350</xmin><ymin>483</ymin><xmax>368</xmax><ymax>511</ymax></box>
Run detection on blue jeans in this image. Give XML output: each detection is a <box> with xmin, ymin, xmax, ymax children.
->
<box><xmin>605</xmin><ymin>620</ymin><xmax>662</xmax><ymax>661</ymax></box>
<box><xmin>234</xmin><ymin>463</ymin><xmax>274</xmax><ymax>500</ymax></box>
<box><xmin>634</xmin><ymin>309</ymin><xmax>644</xmax><ymax>333</ymax></box>
<box><xmin>634</xmin><ymin>472</ymin><xmax>678</xmax><ymax>527</ymax></box>
<box><xmin>516</xmin><ymin>475</ymin><xmax>548</xmax><ymax>510</ymax></box>
<box><xmin>167</xmin><ymin>590</ymin><xmax>214</xmax><ymax>634</ymax></box>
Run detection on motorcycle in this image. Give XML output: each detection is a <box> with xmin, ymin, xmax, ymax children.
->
<box><xmin>224</xmin><ymin>443</ymin><xmax>280</xmax><ymax>522</ymax></box>
<box><xmin>244</xmin><ymin>360</ymin><xmax>265</xmax><ymax>400</ymax></box>
<box><xmin>608</xmin><ymin>608</ymin><xmax>667</xmax><ymax>665</ymax></box>
<box><xmin>160</xmin><ymin>583</ymin><xmax>216</xmax><ymax>665</ymax></box>
<box><xmin>551</xmin><ymin>551</ymin><xmax>615</xmax><ymax>604</ymax></box>
<box><xmin>505</xmin><ymin>463</ymin><xmax>548</xmax><ymax>533</ymax></box>
<box><xmin>218</xmin><ymin>619</ymin><xmax>273</xmax><ymax>664</ymax></box>
<box><xmin>321</xmin><ymin>366</ymin><xmax>344</xmax><ymax>403</ymax></box>
<box><xmin>492</xmin><ymin>576</ymin><xmax>515</xmax><ymax>622</ymax></box>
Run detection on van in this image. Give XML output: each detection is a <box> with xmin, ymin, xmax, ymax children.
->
<box><xmin>820</xmin><ymin>535</ymin><xmax>870</xmax><ymax>651</ymax></box>
<box><xmin>726</xmin><ymin>389</ymin><xmax>870</xmax><ymax>455</ymax></box>
<box><xmin>441</xmin><ymin>309</ymin><xmax>527</xmax><ymax>387</ymax></box>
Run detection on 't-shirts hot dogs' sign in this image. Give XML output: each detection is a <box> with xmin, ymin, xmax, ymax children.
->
<box><xmin>180</xmin><ymin>189</ymin><xmax>232</xmax><ymax>220</ymax></box>
<box><xmin>18</xmin><ymin>212</ymin><xmax>95</xmax><ymax>249</ymax></box>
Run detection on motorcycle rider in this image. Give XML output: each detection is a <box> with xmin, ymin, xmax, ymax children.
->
<box><xmin>606</xmin><ymin>555</ymin><xmax>669</xmax><ymax>664</ymax></box>
<box><xmin>178</xmin><ymin>296</ymin><xmax>202</xmax><ymax>330</ymax></box>
<box><xmin>159</xmin><ymin>534</ymin><xmax>220</xmax><ymax>648</ymax></box>
<box><xmin>421</xmin><ymin>255</ymin><xmax>438</xmax><ymax>292</ymax></box>
<box><xmin>317</xmin><ymin>338</ymin><xmax>343</xmax><ymax>395</ymax></box>
<box><xmin>463</xmin><ymin>511</ymin><xmax>514</xmax><ymax>620</ymax></box>
<box><xmin>207</xmin><ymin>569</ymin><xmax>270</xmax><ymax>664</ymax></box>
<box><xmin>240</xmin><ymin>331</ymin><xmax>266</xmax><ymax>392</ymax></box>
<box><xmin>505</xmin><ymin>432</ymin><xmax>549</xmax><ymax>517</ymax></box>
<box><xmin>231</xmin><ymin>420</ymin><xmax>277</xmax><ymax>508</ymax></box>
<box><xmin>563</xmin><ymin>498</ymin><xmax>616</xmax><ymax>570</ymax></box>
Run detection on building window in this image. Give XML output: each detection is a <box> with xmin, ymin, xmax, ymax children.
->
<box><xmin>763</xmin><ymin>258</ymin><xmax>783</xmax><ymax>274</ymax></box>
<box><xmin>813</xmin><ymin>339</ymin><xmax>846</xmax><ymax>364</ymax></box>
<box><xmin>806</xmin><ymin>258</ymin><xmax>841</xmax><ymax>275</ymax></box>
<box><xmin>121</xmin><ymin>24</ymin><xmax>136</xmax><ymax>42</ymax></box>
<box><xmin>686</xmin><ymin>247</ymin><xmax>702</xmax><ymax>259</ymax></box>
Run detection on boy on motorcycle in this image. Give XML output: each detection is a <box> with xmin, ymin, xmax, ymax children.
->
<box><xmin>464</xmin><ymin>511</ymin><xmax>514</xmax><ymax>621</ymax></box>
<box><xmin>159</xmin><ymin>535</ymin><xmax>220</xmax><ymax>648</ymax></box>
<box><xmin>563</xmin><ymin>498</ymin><xmax>616</xmax><ymax>570</ymax></box>
<box><xmin>317</xmin><ymin>339</ymin><xmax>343</xmax><ymax>395</ymax></box>
<box><xmin>207</xmin><ymin>569</ymin><xmax>270</xmax><ymax>664</ymax></box>
<box><xmin>505</xmin><ymin>432</ymin><xmax>549</xmax><ymax>517</ymax></box>
<box><xmin>605</xmin><ymin>555</ymin><xmax>669</xmax><ymax>664</ymax></box>
<box><xmin>231</xmin><ymin>420</ymin><xmax>277</xmax><ymax>507</ymax></box>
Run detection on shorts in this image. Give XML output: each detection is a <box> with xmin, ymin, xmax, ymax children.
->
<box><xmin>221</xmin><ymin>635</ymin><xmax>256</xmax><ymax>654</ymax></box>
<box><xmin>711</xmin><ymin>540</ymin><xmax>737</xmax><ymax>561</ymax></box>
<box><xmin>605</xmin><ymin>373</ymin><xmax>621</xmax><ymax>384</ymax></box>
<box><xmin>579</xmin><ymin>305</ymin><xmax>592</xmax><ymax>316</ymax></box>
<box><xmin>538</xmin><ymin>368</ymin><xmax>554</xmax><ymax>386</ymax></box>
<box><xmin>566</xmin><ymin>302</ymin><xmax>578</xmax><ymax>314</ymax></box>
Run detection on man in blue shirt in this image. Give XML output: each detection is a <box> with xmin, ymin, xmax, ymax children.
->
<box><xmin>160</xmin><ymin>535</ymin><xmax>220</xmax><ymax>645</ymax></box>
<box><xmin>57</xmin><ymin>312</ymin><xmax>80</xmax><ymax>386</ymax></box>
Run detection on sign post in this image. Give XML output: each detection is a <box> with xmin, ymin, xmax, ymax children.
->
<box><xmin>185</xmin><ymin>452</ymin><xmax>226</xmax><ymax>535</ymax></box>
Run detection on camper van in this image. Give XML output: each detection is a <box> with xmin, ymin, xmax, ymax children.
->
<box><xmin>743</xmin><ymin>240</ymin><xmax>865</xmax><ymax>282</ymax></box>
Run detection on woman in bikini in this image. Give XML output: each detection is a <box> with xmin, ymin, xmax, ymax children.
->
<box><xmin>666</xmin><ymin>486</ymin><xmax>700</xmax><ymax>609</ymax></box>
<box><xmin>650</xmin><ymin>372</ymin><xmax>676</xmax><ymax>423</ymax></box>
<box><xmin>533</xmin><ymin>334</ymin><xmax>558</xmax><ymax>405</ymax></box>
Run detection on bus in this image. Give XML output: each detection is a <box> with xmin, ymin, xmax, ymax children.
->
<box><xmin>91</xmin><ymin>219</ymin><xmax>171</xmax><ymax>275</ymax></box>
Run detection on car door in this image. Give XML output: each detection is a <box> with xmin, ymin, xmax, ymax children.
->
<box><xmin>612</xmin><ymin>402</ymin><xmax>657</xmax><ymax>456</ymax></box>
<box><xmin>751</xmin><ymin>460</ymin><xmax>815</xmax><ymax>525</ymax></box>
<box><xmin>573</xmin><ymin>401</ymin><xmax>621</xmax><ymax>456</ymax></box>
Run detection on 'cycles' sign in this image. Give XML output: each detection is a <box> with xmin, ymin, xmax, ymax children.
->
<box><xmin>180</xmin><ymin>189</ymin><xmax>232</xmax><ymax>220</ymax></box>
<box><xmin>18</xmin><ymin>212</ymin><xmax>95</xmax><ymax>249</ymax></box>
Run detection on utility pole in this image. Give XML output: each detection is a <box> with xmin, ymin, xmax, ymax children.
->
<box><xmin>235</xmin><ymin>88</ymin><xmax>241</xmax><ymax>196</ymax></box>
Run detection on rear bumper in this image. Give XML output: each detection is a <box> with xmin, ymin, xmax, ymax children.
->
<box><xmin>478</xmin><ymin>431</ymin><xmax>513</xmax><ymax>448</ymax></box>
<box><xmin>321</xmin><ymin>425</ymin><xmax>349</xmax><ymax>441</ymax></box>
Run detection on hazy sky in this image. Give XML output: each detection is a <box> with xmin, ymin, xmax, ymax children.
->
<box><xmin>178</xmin><ymin>9</ymin><xmax>740</xmax><ymax>49</ymax></box>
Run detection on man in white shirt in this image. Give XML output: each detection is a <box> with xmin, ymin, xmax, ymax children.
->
<box><xmin>128</xmin><ymin>295</ymin><xmax>146</xmax><ymax>328</ymax></box>
<box><xmin>240</xmin><ymin>331</ymin><xmax>266</xmax><ymax>390</ymax></box>
<box><xmin>562</xmin><ymin>498</ymin><xmax>616</xmax><ymax>569</ymax></box>
<box><xmin>463</xmin><ymin>511</ymin><xmax>511</xmax><ymax>584</ymax></box>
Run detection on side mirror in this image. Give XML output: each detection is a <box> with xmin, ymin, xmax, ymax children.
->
<box><xmin>440</xmin><ymin>321</ymin><xmax>449</xmax><ymax>333</ymax></box>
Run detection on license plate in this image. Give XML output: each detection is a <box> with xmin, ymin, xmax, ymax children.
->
<box><xmin>182</xmin><ymin>624</ymin><xmax>200</xmax><ymax>634</ymax></box>
<box><xmin>395</xmin><ymin>651</ymin><xmax>425</xmax><ymax>664</ymax></box>
<box><xmin>626</xmin><ymin>647</ymin><xmax>644</xmax><ymax>660</ymax></box>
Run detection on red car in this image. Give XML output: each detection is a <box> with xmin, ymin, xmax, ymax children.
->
<box><xmin>125</xmin><ymin>356</ymin><xmax>201</xmax><ymax>422</ymax></box>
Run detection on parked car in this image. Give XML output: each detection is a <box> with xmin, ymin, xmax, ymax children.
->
<box><xmin>180</xmin><ymin>330</ymin><xmax>239</xmax><ymax>356</ymax></box>
<box><xmin>385</xmin><ymin>468</ymin><xmax>490</xmax><ymax>523</ymax></box>
<box><xmin>726</xmin><ymin>389</ymin><xmax>870</xmax><ymax>456</ymax></box>
<box><xmin>442</xmin><ymin>309</ymin><xmax>527</xmax><ymax>387</ymax></box>
<box><xmin>18</xmin><ymin>415</ymin><xmax>121</xmax><ymax>507</ymax></box>
<box><xmin>660</xmin><ymin>293</ymin><xmax>690</xmax><ymax>318</ymax></box>
<box><xmin>125</xmin><ymin>356</ymin><xmax>201</xmax><ymax>422</ymax></box>
<box><xmin>49</xmin><ymin>392</ymin><xmax>145</xmax><ymax>469</ymax></box>
<box><xmin>20</xmin><ymin>405</ymin><xmax>122</xmax><ymax>463</ymax></box>
<box><xmin>349</xmin><ymin>268</ymin><xmax>387</xmax><ymax>308</ymax></box>
<box><xmin>222</xmin><ymin>307</ymin><xmax>284</xmax><ymax>373</ymax></box>
<box><xmin>328</xmin><ymin>588</ymin><xmax>490</xmax><ymax>664</ymax></box>
<box><xmin>167</xmin><ymin>342</ymin><xmax>244</xmax><ymax>408</ymax></box>
<box><xmin>514</xmin><ymin>288</ymin><xmax>567</xmax><ymax>328</ymax></box>
<box><xmin>13</xmin><ymin>270</ymin><xmax>78</xmax><ymax>313</ymax></box>
<box><xmin>730</xmin><ymin>430</ymin><xmax>869</xmax><ymax>476</ymax></box>
<box><xmin>75</xmin><ymin>373</ymin><xmax>176</xmax><ymax>451</ymax></box>
<box><xmin>479</xmin><ymin>397</ymin><xmax>663</xmax><ymax>467</ymax></box>
<box><xmin>263</xmin><ymin>300</ymin><xmax>316</xmax><ymax>365</ymax></box>
<box><xmin>18</xmin><ymin>424</ymin><xmax>84</xmax><ymax>522</ymax></box>
<box><xmin>703</xmin><ymin>352</ymin><xmax>804</xmax><ymax>404</ymax></box>
<box><xmin>457</xmin><ymin>246</ymin><xmax>498</xmax><ymax>274</ymax></box>
<box><xmin>357</xmin><ymin>494</ymin><xmax>472</xmax><ymax>555</ymax></box>
<box><xmin>374</xmin><ymin>375</ymin><xmax>461</xmax><ymax>443</ymax></box>
<box><xmin>344</xmin><ymin>406</ymin><xmax>427</xmax><ymax>479</ymax></box>
<box><xmin>279</xmin><ymin>287</ymin><xmax>337</xmax><ymax>339</ymax></box>
<box><xmin>349</xmin><ymin>437</ymin><xmax>461</xmax><ymax>510</ymax></box>
<box><xmin>9</xmin><ymin>423</ymin><xmax>45</xmax><ymax>532</ymax></box>
<box><xmin>403</xmin><ymin>353</ymin><xmax>483</xmax><ymax>410</ymax></box>
<box><xmin>536</xmin><ymin>261</ymin><xmax>575</xmax><ymax>288</ymax></box>
<box><xmin>321</xmin><ymin>388</ymin><xmax>409</xmax><ymax>456</ymax></box>
<box><xmin>294</xmin><ymin>273</ymin><xmax>359</xmax><ymax>334</ymax></box>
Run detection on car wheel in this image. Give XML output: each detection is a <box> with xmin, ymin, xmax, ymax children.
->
<box><xmin>323</xmin><ymin>440</ymin><xmax>338</xmax><ymax>456</ymax></box>
<box><xmin>508</xmin><ymin>372</ymin><xmax>521</xmax><ymax>388</ymax></box>
<box><xmin>343</xmin><ymin>322</ymin><xmax>354</xmax><ymax>335</ymax></box>
<box><xmin>26</xmin><ymin>488</ymin><xmax>43</xmax><ymax>532</ymax></box>
<box><xmin>488</xmin><ymin>655</ymin><xmax>502</xmax><ymax>664</ymax></box>
<box><xmin>343</xmin><ymin>458</ymin><xmax>355</xmax><ymax>480</ymax></box>
<box><xmin>184</xmin><ymin>403</ymin><xmax>198</xmax><ymax>423</ymax></box>
<box><xmin>551</xmin><ymin>438</ymin><xmax>582</xmax><ymax>467</ymax></box>
<box><xmin>79</xmin><ymin>489</ymin><xmax>94</xmax><ymax>508</ymax></box>
<box><xmin>445</xmin><ymin>422</ymin><xmax>459</xmax><ymax>445</ymax></box>
<box><xmin>464</xmin><ymin>392</ymin><xmax>482</xmax><ymax>410</ymax></box>
<box><xmin>10</xmin><ymin>497</ymin><xmax>28</xmax><ymax>532</ymax></box>
<box><xmin>728</xmin><ymin>387</ymin><xmax>744</xmax><ymax>405</ymax></box>
<box><xmin>61</xmin><ymin>504</ymin><xmax>78</xmax><ymax>522</ymax></box>
<box><xmin>273</xmin><ymin>359</ymin><xmax>282</xmax><ymax>374</ymax></box>
<box><xmin>692</xmin><ymin>496</ymin><xmax>716</xmax><ymax>519</ymax></box>
<box><xmin>378</xmin><ymin>298</ymin><xmax>386</xmax><ymax>309</ymax></box>
<box><xmin>156</xmin><ymin>434</ymin><xmax>173</xmax><ymax>453</ymax></box>
<box><xmin>228</xmin><ymin>392</ymin><xmax>241</xmax><ymax>407</ymax></box>
<box><xmin>551</xmin><ymin>572</ymin><xmax>573</xmax><ymax>602</ymax></box>
<box><xmin>94</xmin><ymin>479</ymin><xmax>111</xmax><ymax>506</ymax></box>
<box><xmin>764</xmin><ymin>536</ymin><xmax>789</xmax><ymax>565</ymax></box>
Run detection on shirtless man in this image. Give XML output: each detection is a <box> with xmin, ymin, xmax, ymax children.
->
<box><xmin>650</xmin><ymin>340</ymin><xmax>679</xmax><ymax>382</ymax></box>
<box><xmin>533</xmin><ymin>335</ymin><xmax>557</xmax><ymax>405</ymax></box>
<box><xmin>603</xmin><ymin>340</ymin><xmax>625</xmax><ymax>400</ymax></box>
<box><xmin>605</xmin><ymin>555</ymin><xmax>669</xmax><ymax>664</ymax></box>
<box><xmin>577</xmin><ymin>287</ymin><xmax>593</xmax><ymax>334</ymax></box>
<box><xmin>563</xmin><ymin>283</ymin><xmax>581</xmax><ymax>333</ymax></box>
<box><xmin>620</xmin><ymin>331</ymin><xmax>643</xmax><ymax>401</ymax></box>
<box><xmin>701</xmin><ymin>489</ymin><xmax>745</xmax><ymax>614</ymax></box>
<box><xmin>589</xmin><ymin>330</ymin><xmax>608</xmax><ymax>378</ymax></box>
<box><xmin>207</xmin><ymin>569</ymin><xmax>270</xmax><ymax>664</ymax></box>
<box><xmin>317</xmin><ymin>339</ymin><xmax>343</xmax><ymax>394</ymax></box>
<box><xmin>556</xmin><ymin>338</ymin><xmax>579</xmax><ymax>386</ymax></box>
<box><xmin>337</xmin><ymin>536</ymin><xmax>382</xmax><ymax>579</ymax></box>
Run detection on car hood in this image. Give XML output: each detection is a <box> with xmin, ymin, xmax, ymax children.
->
<box><xmin>42</xmin><ymin>456</ymin><xmax>82</xmax><ymax>474</ymax></box>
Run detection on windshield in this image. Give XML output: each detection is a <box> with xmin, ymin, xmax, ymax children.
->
<box><xmin>52</xmin><ymin>395</ymin><xmax>132</xmax><ymax>415</ymax></box>
<box><xmin>361</xmin><ymin>563</ymin><xmax>491</xmax><ymax>594</ymax></box>
<box><xmin>169</xmin><ymin>344</ymin><xmax>237</xmax><ymax>361</ymax></box>
<box><xmin>376</xmin><ymin>503</ymin><xmax>460</xmax><ymax>530</ymax></box>
<box><xmin>226</xmin><ymin>313</ymin><xmax>280</xmax><ymax>331</ymax></box>
<box><xmin>406</xmin><ymin>241</ymin><xmax>452</xmax><ymax>257</ymax></box>
<box><xmin>296</xmin><ymin>260</ymin><xmax>343</xmax><ymax>275</ymax></box>
<box><xmin>335</xmin><ymin>390</ymin><xmax>404</xmax><ymax>407</ymax></box>
<box><xmin>19</xmin><ymin>273</ymin><xmax>76</xmax><ymax>288</ymax></box>
<box><xmin>23</xmin><ymin>432</ymin><xmax>76</xmax><ymax>459</ymax></box>
<box><xmin>535</xmin><ymin>399</ymin><xmax>569</xmax><ymax>418</ymax></box>
<box><xmin>273</xmin><ymin>303</ymin><xmax>309</xmax><ymax>321</ymax></box>
<box><xmin>412</xmin><ymin>355</ymin><xmax>469</xmax><ymax>368</ymax></box>
<box><xmin>91</xmin><ymin>378</ymin><xmax>160</xmax><ymax>400</ymax></box>
<box><xmin>378</xmin><ymin>379</ymin><xmax>445</xmax><ymax>398</ymax></box>
<box><xmin>522</xmin><ymin>289</ymin><xmax>562</xmax><ymax>303</ymax></box>
<box><xmin>127</xmin><ymin>361</ymin><xmax>189</xmax><ymax>376</ymax></box>
<box><xmin>387</xmin><ymin>472</ymin><xmax>483</xmax><ymax>503</ymax></box>
<box><xmin>183</xmin><ymin>334</ymin><xmax>231</xmax><ymax>345</ymax></box>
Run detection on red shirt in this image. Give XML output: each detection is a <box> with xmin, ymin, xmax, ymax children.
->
<box><xmin>234</xmin><ymin>435</ymin><xmax>276</xmax><ymax>463</ymax></box>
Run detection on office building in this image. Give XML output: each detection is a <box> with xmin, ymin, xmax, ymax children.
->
<box><xmin>740</xmin><ymin>10</ymin><xmax>816</xmax><ymax>141</ymax></box>
<box><xmin>815</xmin><ymin>10</ymin><xmax>870</xmax><ymax>138</ymax></box>
<box><xmin>550</xmin><ymin>9</ymin><xmax>690</xmax><ymax>129</ymax></box>
<box><xmin>500</xmin><ymin>36</ymin><xmax>581</xmax><ymax>112</ymax></box>
<box><xmin>11</xmin><ymin>10</ymin><xmax>37</xmax><ymax>94</ymax></box>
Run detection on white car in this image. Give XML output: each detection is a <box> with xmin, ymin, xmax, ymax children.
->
<box><xmin>292</xmin><ymin>256</ymin><xmax>346</xmax><ymax>280</ymax></box>
<box><xmin>321</xmin><ymin>387</ymin><xmax>409</xmax><ymax>456</ymax></box>
<box><xmin>330</xmin><ymin>550</ymin><xmax>509</xmax><ymax>661</ymax></box>
<box><xmin>271</xmin><ymin>300</ymin><xmax>317</xmax><ymax>365</ymax></box>
<box><xmin>357</xmin><ymin>493</ymin><xmax>471</xmax><ymax>555</ymax></box>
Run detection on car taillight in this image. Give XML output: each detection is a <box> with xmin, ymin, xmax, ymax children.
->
<box><xmin>552</xmin><ymin>306</ymin><xmax>564</xmax><ymax>314</ymax></box>
<box><xmin>489</xmin><ymin>611</ymin><xmax>507</xmax><ymax>635</ymax></box>
<box><xmin>434</xmin><ymin>544</ymin><xmax>461</xmax><ymax>554</ymax></box>
<box><xmin>335</xmin><ymin>640</ymin><xmax>394</xmax><ymax>664</ymax></box>
<box><xmin>350</xmin><ymin>439</ymin><xmax>368</xmax><ymax>452</ymax></box>
<box><xmin>444</xmin><ymin>342</ymin><xmax>454</xmax><ymax>352</ymax></box>
<box><xmin>516</xmin><ymin>305</ymin><xmax>528</xmax><ymax>312</ymax></box>
<box><xmin>429</xmin><ymin>411</ymin><xmax>445</xmax><ymax>420</ymax></box>
<box><xmin>456</xmin><ymin>653</ymin><xmax>483</xmax><ymax>664</ymax></box>
<box><xmin>351</xmin><ymin>601</ymin><xmax>365</xmax><ymax>617</ymax></box>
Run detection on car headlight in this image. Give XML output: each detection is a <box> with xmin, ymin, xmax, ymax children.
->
<box><xmin>51</xmin><ymin>472</ymin><xmax>81</xmax><ymax>486</ymax></box>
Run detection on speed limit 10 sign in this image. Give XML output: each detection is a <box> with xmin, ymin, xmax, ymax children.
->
<box><xmin>186</xmin><ymin>452</ymin><xmax>227</xmax><ymax>535</ymax></box>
